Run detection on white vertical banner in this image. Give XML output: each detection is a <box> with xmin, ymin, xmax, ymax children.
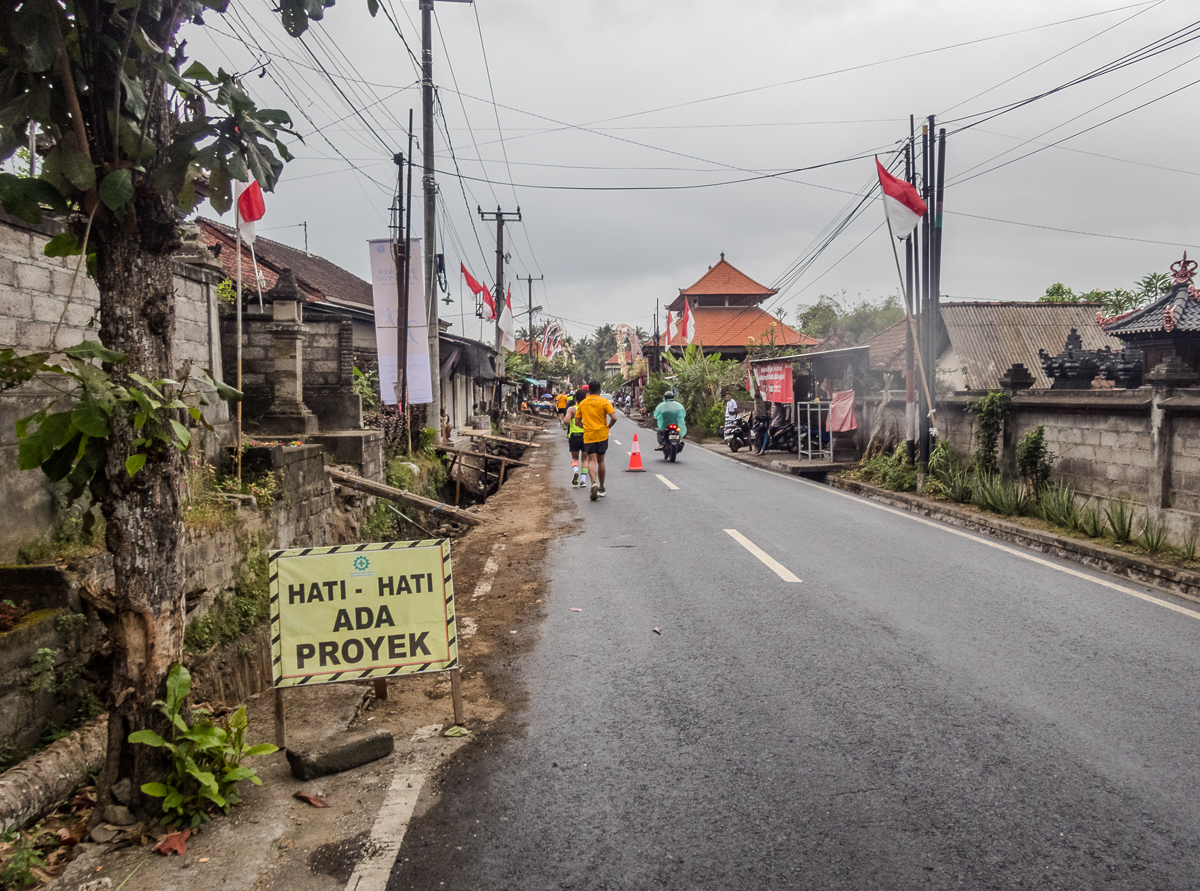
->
<box><xmin>368</xmin><ymin>238</ymin><xmax>433</xmax><ymax>406</ymax></box>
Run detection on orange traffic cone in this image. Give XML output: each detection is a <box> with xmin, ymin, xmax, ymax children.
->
<box><xmin>626</xmin><ymin>433</ymin><xmax>646</xmax><ymax>472</ymax></box>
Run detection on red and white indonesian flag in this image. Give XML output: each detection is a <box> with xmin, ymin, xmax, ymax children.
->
<box><xmin>462</xmin><ymin>264</ymin><xmax>496</xmax><ymax>320</ymax></box>
<box><xmin>233</xmin><ymin>179</ymin><xmax>266</xmax><ymax>245</ymax></box>
<box><xmin>679</xmin><ymin>299</ymin><xmax>695</xmax><ymax>345</ymax></box>
<box><xmin>665</xmin><ymin>311</ymin><xmax>675</xmax><ymax>345</ymax></box>
<box><xmin>876</xmin><ymin>158</ymin><xmax>926</xmax><ymax>237</ymax></box>
<box><xmin>499</xmin><ymin>285</ymin><xmax>517</xmax><ymax>352</ymax></box>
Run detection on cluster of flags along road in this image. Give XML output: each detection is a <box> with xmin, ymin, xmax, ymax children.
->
<box><xmin>228</xmin><ymin>155</ymin><xmax>923</xmax><ymax>379</ymax></box>
<box><xmin>460</xmin><ymin>263</ymin><xmax>517</xmax><ymax>351</ymax></box>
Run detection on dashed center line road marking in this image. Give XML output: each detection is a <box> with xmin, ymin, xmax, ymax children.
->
<box><xmin>655</xmin><ymin>474</ymin><xmax>679</xmax><ymax>490</ymax></box>
<box><xmin>725</xmin><ymin>529</ymin><xmax>802</xmax><ymax>583</ymax></box>
<box><xmin>613</xmin><ymin>439</ymin><xmax>622</xmax><ymax>445</ymax></box>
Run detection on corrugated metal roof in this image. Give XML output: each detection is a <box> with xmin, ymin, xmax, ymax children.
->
<box><xmin>940</xmin><ymin>301</ymin><xmax>1122</xmax><ymax>390</ymax></box>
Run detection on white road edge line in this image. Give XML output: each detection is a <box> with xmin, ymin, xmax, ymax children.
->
<box><xmin>471</xmin><ymin>542</ymin><xmax>506</xmax><ymax>601</ymax></box>
<box><xmin>346</xmin><ymin>752</ymin><xmax>434</xmax><ymax>891</ymax></box>
<box><xmin>656</xmin><ymin>474</ymin><xmax>679</xmax><ymax>490</ymax></box>
<box><xmin>725</xmin><ymin>529</ymin><xmax>802</xmax><ymax>583</ymax></box>
<box><xmin>703</xmin><ymin>447</ymin><xmax>1200</xmax><ymax>620</ymax></box>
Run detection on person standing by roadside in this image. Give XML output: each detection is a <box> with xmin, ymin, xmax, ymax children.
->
<box><xmin>577</xmin><ymin>381</ymin><xmax>616</xmax><ymax>501</ymax></box>
<box><xmin>562</xmin><ymin>388</ymin><xmax>588</xmax><ymax>488</ymax></box>
<box><xmin>723</xmin><ymin>389</ymin><xmax>739</xmax><ymax>437</ymax></box>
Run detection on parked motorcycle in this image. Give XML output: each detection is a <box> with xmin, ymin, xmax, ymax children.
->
<box><xmin>724</xmin><ymin>413</ymin><xmax>754</xmax><ymax>452</ymax></box>
<box><xmin>752</xmin><ymin>416</ymin><xmax>799</xmax><ymax>454</ymax></box>
<box><xmin>661</xmin><ymin>423</ymin><xmax>683</xmax><ymax>462</ymax></box>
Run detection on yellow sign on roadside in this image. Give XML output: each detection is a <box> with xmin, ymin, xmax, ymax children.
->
<box><xmin>268</xmin><ymin>539</ymin><xmax>458</xmax><ymax>688</ymax></box>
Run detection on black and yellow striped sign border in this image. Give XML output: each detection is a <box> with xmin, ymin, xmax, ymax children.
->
<box><xmin>268</xmin><ymin>539</ymin><xmax>458</xmax><ymax>687</ymax></box>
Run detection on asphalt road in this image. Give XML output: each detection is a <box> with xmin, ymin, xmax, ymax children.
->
<box><xmin>389</xmin><ymin>413</ymin><xmax>1200</xmax><ymax>890</ymax></box>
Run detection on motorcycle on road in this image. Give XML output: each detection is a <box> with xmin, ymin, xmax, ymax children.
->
<box><xmin>661</xmin><ymin>424</ymin><xmax>684</xmax><ymax>463</ymax></box>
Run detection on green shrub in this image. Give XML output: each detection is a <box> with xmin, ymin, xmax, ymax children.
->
<box><xmin>974</xmin><ymin>473</ymin><xmax>1032</xmax><ymax>517</ymax></box>
<box><xmin>642</xmin><ymin>374</ymin><xmax>668</xmax><ymax>412</ymax></box>
<box><xmin>1039</xmin><ymin>483</ymin><xmax>1079</xmax><ymax>529</ymax></box>
<box><xmin>1137</xmin><ymin>516</ymin><xmax>1169</xmax><ymax>554</ymax></box>
<box><xmin>1105</xmin><ymin>500</ymin><xmax>1135</xmax><ymax>544</ymax></box>
<box><xmin>130</xmin><ymin>664</ymin><xmax>277</xmax><ymax>829</ymax></box>
<box><xmin>966</xmin><ymin>391</ymin><xmax>1011</xmax><ymax>476</ymax></box>
<box><xmin>851</xmin><ymin>445</ymin><xmax>916</xmax><ymax>492</ymax></box>
<box><xmin>1016</xmin><ymin>424</ymin><xmax>1055</xmax><ymax>493</ymax></box>
<box><xmin>943</xmin><ymin>466</ymin><xmax>974</xmax><ymax>504</ymax></box>
<box><xmin>1079</xmin><ymin>501</ymin><xmax>1107</xmax><ymax>538</ymax></box>
<box><xmin>1184</xmin><ymin>535</ymin><xmax>1198</xmax><ymax>563</ymax></box>
<box><xmin>0</xmin><ymin>833</ymin><xmax>46</xmax><ymax>890</ymax></box>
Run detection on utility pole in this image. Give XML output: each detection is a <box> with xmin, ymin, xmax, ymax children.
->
<box><xmin>518</xmin><ymin>274</ymin><xmax>543</xmax><ymax>373</ymax></box>
<box><xmin>391</xmin><ymin>152</ymin><xmax>408</xmax><ymax>410</ymax></box>
<box><xmin>904</xmin><ymin>133</ymin><xmax>915</xmax><ymax>465</ymax></box>
<box><xmin>420</xmin><ymin>0</ymin><xmax>472</xmax><ymax>433</ymax></box>
<box><xmin>652</xmin><ymin>300</ymin><xmax>660</xmax><ymax>374</ymax></box>
<box><xmin>478</xmin><ymin>206</ymin><xmax>521</xmax><ymax>353</ymax></box>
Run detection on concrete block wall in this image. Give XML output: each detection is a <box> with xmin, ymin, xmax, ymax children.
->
<box><xmin>241</xmin><ymin>444</ymin><xmax>333</xmax><ymax>550</ymax></box>
<box><xmin>0</xmin><ymin>214</ymin><xmax>233</xmax><ymax>563</ymax></box>
<box><xmin>1010</xmin><ymin>408</ymin><xmax>1153</xmax><ymax>501</ymax></box>
<box><xmin>867</xmin><ymin>387</ymin><xmax>1200</xmax><ymax>546</ymax></box>
<box><xmin>220</xmin><ymin>312</ymin><xmax>360</xmax><ymax>432</ymax></box>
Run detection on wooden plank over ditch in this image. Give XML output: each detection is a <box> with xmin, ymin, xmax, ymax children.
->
<box><xmin>328</xmin><ymin>468</ymin><xmax>485</xmax><ymax>526</ymax></box>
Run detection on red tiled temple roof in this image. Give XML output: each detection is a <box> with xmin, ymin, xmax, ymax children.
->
<box><xmin>669</xmin><ymin>255</ymin><xmax>777</xmax><ymax>312</ymax></box>
<box><xmin>666</xmin><ymin>306</ymin><xmax>816</xmax><ymax>350</ymax></box>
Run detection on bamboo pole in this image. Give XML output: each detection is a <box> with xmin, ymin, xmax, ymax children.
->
<box><xmin>328</xmin><ymin>468</ymin><xmax>485</xmax><ymax>526</ymax></box>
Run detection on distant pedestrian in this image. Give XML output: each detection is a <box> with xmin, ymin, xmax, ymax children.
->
<box><xmin>577</xmin><ymin>380</ymin><xmax>616</xmax><ymax>501</ymax></box>
<box><xmin>555</xmin><ymin>390</ymin><xmax>568</xmax><ymax>420</ymax></box>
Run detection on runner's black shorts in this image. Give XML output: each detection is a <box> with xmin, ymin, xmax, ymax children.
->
<box><xmin>568</xmin><ymin>432</ymin><xmax>584</xmax><ymax>452</ymax></box>
<box><xmin>583</xmin><ymin>439</ymin><xmax>609</xmax><ymax>456</ymax></box>
<box><xmin>556</xmin><ymin>407</ymin><xmax>566</xmax><ymax>417</ymax></box>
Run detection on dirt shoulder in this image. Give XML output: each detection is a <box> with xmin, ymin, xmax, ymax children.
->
<box><xmin>46</xmin><ymin>426</ymin><xmax>578</xmax><ymax>891</ymax></box>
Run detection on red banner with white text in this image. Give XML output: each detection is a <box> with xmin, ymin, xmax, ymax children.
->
<box><xmin>752</xmin><ymin>361</ymin><xmax>793</xmax><ymax>403</ymax></box>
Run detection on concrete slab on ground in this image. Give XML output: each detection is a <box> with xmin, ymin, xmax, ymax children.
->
<box><xmin>698</xmin><ymin>440</ymin><xmax>852</xmax><ymax>477</ymax></box>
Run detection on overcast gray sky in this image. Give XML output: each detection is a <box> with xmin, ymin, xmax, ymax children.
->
<box><xmin>187</xmin><ymin>0</ymin><xmax>1200</xmax><ymax>342</ymax></box>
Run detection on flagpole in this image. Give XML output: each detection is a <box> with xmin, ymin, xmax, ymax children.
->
<box><xmin>235</xmin><ymin>199</ymin><xmax>243</xmax><ymax>484</ymax></box>
<box><xmin>886</xmin><ymin>216</ymin><xmax>934</xmax><ymax>414</ymax></box>
<box><xmin>250</xmin><ymin>245</ymin><xmax>265</xmax><ymax>312</ymax></box>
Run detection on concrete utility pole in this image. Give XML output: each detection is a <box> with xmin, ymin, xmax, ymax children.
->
<box><xmin>478</xmin><ymin>206</ymin><xmax>521</xmax><ymax>353</ymax></box>
<box><xmin>419</xmin><ymin>0</ymin><xmax>472</xmax><ymax>428</ymax></box>
<box><xmin>420</xmin><ymin>0</ymin><xmax>440</xmax><ymax>426</ymax></box>
<box><xmin>519</xmin><ymin>274</ymin><xmax>543</xmax><ymax>373</ymax></box>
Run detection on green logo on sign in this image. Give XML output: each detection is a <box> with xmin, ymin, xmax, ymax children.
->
<box><xmin>353</xmin><ymin>555</ymin><xmax>370</xmax><ymax>571</ymax></box>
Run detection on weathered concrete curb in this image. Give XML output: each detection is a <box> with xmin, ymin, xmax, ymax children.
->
<box><xmin>286</xmin><ymin>727</ymin><xmax>395</xmax><ymax>780</ymax></box>
<box><xmin>829</xmin><ymin>476</ymin><xmax>1200</xmax><ymax>604</ymax></box>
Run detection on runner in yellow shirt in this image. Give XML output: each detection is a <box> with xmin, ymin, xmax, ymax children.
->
<box><xmin>575</xmin><ymin>380</ymin><xmax>617</xmax><ymax>501</ymax></box>
<box><xmin>554</xmin><ymin>391</ymin><xmax>569</xmax><ymax>421</ymax></box>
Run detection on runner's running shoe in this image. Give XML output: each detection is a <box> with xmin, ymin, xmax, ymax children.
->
<box><xmin>598</xmin><ymin>488</ymin><xmax>607</xmax><ymax>498</ymax></box>
<box><xmin>590</xmin><ymin>482</ymin><xmax>599</xmax><ymax>501</ymax></box>
<box><xmin>572</xmin><ymin>469</ymin><xmax>580</xmax><ymax>486</ymax></box>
